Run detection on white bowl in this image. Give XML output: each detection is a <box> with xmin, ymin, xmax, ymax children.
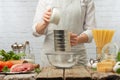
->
<box><xmin>46</xmin><ymin>52</ymin><xmax>79</xmax><ymax>68</ymax></box>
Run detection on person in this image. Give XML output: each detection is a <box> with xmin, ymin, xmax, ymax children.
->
<box><xmin>32</xmin><ymin>0</ymin><xmax>96</xmax><ymax>67</ymax></box>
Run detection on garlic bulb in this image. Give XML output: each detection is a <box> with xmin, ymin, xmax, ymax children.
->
<box><xmin>113</xmin><ymin>62</ymin><xmax>120</xmax><ymax>72</ymax></box>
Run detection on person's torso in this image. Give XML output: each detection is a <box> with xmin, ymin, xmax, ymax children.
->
<box><xmin>43</xmin><ymin>0</ymin><xmax>88</xmax><ymax>52</ymax></box>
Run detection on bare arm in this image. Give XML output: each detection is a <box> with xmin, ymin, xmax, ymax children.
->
<box><xmin>32</xmin><ymin>0</ymin><xmax>52</xmax><ymax>36</ymax></box>
<box><xmin>78</xmin><ymin>33</ymin><xmax>88</xmax><ymax>43</ymax></box>
<box><xmin>70</xmin><ymin>33</ymin><xmax>88</xmax><ymax>46</ymax></box>
<box><xmin>35</xmin><ymin>8</ymin><xmax>51</xmax><ymax>34</ymax></box>
<box><xmin>35</xmin><ymin>21</ymin><xmax>48</xmax><ymax>34</ymax></box>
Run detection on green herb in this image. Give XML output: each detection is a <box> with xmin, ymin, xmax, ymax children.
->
<box><xmin>2</xmin><ymin>66</ymin><xmax>10</xmax><ymax>72</ymax></box>
<box><xmin>0</xmin><ymin>49</ymin><xmax>25</xmax><ymax>61</ymax></box>
<box><xmin>116</xmin><ymin>68</ymin><xmax>120</xmax><ymax>74</ymax></box>
<box><xmin>117</xmin><ymin>52</ymin><xmax>120</xmax><ymax>61</ymax></box>
<box><xmin>91</xmin><ymin>67</ymin><xmax>97</xmax><ymax>71</ymax></box>
<box><xmin>34</xmin><ymin>68</ymin><xmax>41</xmax><ymax>74</ymax></box>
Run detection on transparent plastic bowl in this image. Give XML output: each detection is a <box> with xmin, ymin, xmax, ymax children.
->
<box><xmin>45</xmin><ymin>52</ymin><xmax>79</xmax><ymax>68</ymax></box>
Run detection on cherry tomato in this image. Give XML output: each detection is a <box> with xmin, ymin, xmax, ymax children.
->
<box><xmin>5</xmin><ymin>61</ymin><xmax>13</xmax><ymax>68</ymax></box>
<box><xmin>0</xmin><ymin>61</ymin><xmax>5</xmax><ymax>71</ymax></box>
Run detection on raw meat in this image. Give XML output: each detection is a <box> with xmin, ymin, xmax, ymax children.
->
<box><xmin>10</xmin><ymin>63</ymin><xmax>34</xmax><ymax>72</ymax></box>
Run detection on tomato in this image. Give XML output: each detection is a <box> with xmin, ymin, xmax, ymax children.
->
<box><xmin>0</xmin><ymin>61</ymin><xmax>14</xmax><ymax>71</ymax></box>
<box><xmin>5</xmin><ymin>61</ymin><xmax>13</xmax><ymax>68</ymax></box>
<box><xmin>0</xmin><ymin>61</ymin><xmax>5</xmax><ymax>71</ymax></box>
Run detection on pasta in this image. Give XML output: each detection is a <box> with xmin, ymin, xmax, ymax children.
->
<box><xmin>92</xmin><ymin>29</ymin><xmax>115</xmax><ymax>59</ymax></box>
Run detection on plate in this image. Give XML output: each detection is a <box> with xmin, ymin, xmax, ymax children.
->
<box><xmin>0</xmin><ymin>71</ymin><xmax>34</xmax><ymax>75</ymax></box>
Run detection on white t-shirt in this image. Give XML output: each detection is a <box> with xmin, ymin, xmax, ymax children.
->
<box><xmin>32</xmin><ymin>0</ymin><xmax>96</xmax><ymax>67</ymax></box>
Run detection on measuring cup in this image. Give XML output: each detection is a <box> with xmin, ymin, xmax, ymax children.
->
<box><xmin>50</xmin><ymin>7</ymin><xmax>61</xmax><ymax>25</ymax></box>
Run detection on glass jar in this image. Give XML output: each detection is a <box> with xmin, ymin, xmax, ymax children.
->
<box><xmin>23</xmin><ymin>41</ymin><xmax>35</xmax><ymax>63</ymax></box>
<box><xmin>96</xmin><ymin>47</ymin><xmax>103</xmax><ymax>60</ymax></box>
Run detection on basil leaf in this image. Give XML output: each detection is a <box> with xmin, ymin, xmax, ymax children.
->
<box><xmin>2</xmin><ymin>66</ymin><xmax>10</xmax><ymax>72</ymax></box>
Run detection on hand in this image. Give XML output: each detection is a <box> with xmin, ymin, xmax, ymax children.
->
<box><xmin>70</xmin><ymin>33</ymin><xmax>80</xmax><ymax>46</ymax></box>
<box><xmin>42</xmin><ymin>8</ymin><xmax>52</xmax><ymax>24</ymax></box>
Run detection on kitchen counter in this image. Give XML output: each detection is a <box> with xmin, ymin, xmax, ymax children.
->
<box><xmin>36</xmin><ymin>66</ymin><xmax>120</xmax><ymax>80</ymax></box>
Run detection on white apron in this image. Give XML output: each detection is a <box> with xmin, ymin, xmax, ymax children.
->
<box><xmin>40</xmin><ymin>0</ymin><xmax>87</xmax><ymax>67</ymax></box>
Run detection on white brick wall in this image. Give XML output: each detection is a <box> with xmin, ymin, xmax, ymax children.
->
<box><xmin>0</xmin><ymin>0</ymin><xmax>43</xmax><ymax>64</ymax></box>
<box><xmin>86</xmin><ymin>0</ymin><xmax>120</xmax><ymax>59</ymax></box>
<box><xmin>0</xmin><ymin>0</ymin><xmax>120</xmax><ymax>64</ymax></box>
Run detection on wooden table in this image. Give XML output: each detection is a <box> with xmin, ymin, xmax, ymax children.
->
<box><xmin>37</xmin><ymin>66</ymin><xmax>91</xmax><ymax>80</ymax></box>
<box><xmin>0</xmin><ymin>72</ymin><xmax>37</xmax><ymax>80</ymax></box>
<box><xmin>36</xmin><ymin>66</ymin><xmax>120</xmax><ymax>80</ymax></box>
<box><xmin>1</xmin><ymin>66</ymin><xmax>120</xmax><ymax>80</ymax></box>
